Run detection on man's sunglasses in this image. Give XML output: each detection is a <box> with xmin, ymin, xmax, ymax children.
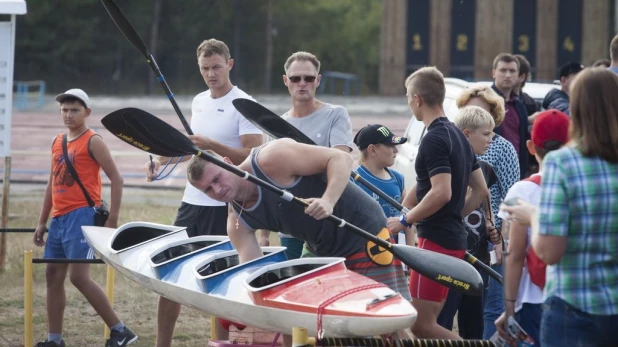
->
<box><xmin>288</xmin><ymin>75</ymin><xmax>317</xmax><ymax>83</ymax></box>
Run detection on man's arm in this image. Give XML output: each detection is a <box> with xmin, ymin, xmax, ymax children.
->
<box><xmin>259</xmin><ymin>139</ymin><xmax>353</xmax><ymax>219</ymax></box>
<box><xmin>402</xmin><ymin>133</ymin><xmax>453</xmax><ymax>224</ymax></box>
<box><xmin>500</xmin><ymin>200</ymin><xmax>568</xmax><ymax>265</ymax></box>
<box><xmin>91</xmin><ymin>135</ymin><xmax>123</xmax><ymax>228</ymax></box>
<box><xmin>401</xmin><ymin>183</ymin><xmax>418</xmax><ymax>209</ymax></box>
<box><xmin>461</xmin><ymin>168</ymin><xmax>490</xmax><ymax>217</ymax></box>
<box><xmin>227</xmin><ymin>205</ymin><xmax>263</xmax><ymax>263</ymax></box>
<box><xmin>329</xmin><ymin>106</ymin><xmax>354</xmax><ymax>152</ymax></box>
<box><xmin>400</xmin><ymin>187</ymin><xmax>408</xmax><ymax>206</ymax></box>
<box><xmin>333</xmin><ymin>145</ymin><xmax>351</xmax><ymax>152</ymax></box>
<box><xmin>33</xmin><ymin>166</ymin><xmax>53</xmax><ymax>246</ymax></box>
<box><xmin>189</xmin><ymin>133</ymin><xmax>263</xmax><ymax>165</ymax></box>
<box><xmin>404</xmin><ymin>173</ymin><xmax>452</xmax><ymax>224</ymax></box>
<box><xmin>530</xmin><ymin>202</ymin><xmax>568</xmax><ymax>264</ymax></box>
<box><xmin>386</xmin><ymin>184</ymin><xmax>418</xmax><ymax>235</ymax></box>
<box><xmin>532</xmin><ymin>233</ymin><xmax>567</xmax><ymax>265</ymax></box>
<box><xmin>37</xmin><ymin>168</ymin><xmax>53</xmax><ymax>227</ymax></box>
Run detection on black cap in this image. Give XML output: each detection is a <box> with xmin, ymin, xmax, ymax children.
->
<box><xmin>353</xmin><ymin>124</ymin><xmax>407</xmax><ymax>150</ymax></box>
<box><xmin>559</xmin><ymin>62</ymin><xmax>584</xmax><ymax>79</ymax></box>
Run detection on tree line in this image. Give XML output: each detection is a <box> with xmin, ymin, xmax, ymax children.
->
<box><xmin>13</xmin><ymin>0</ymin><xmax>381</xmax><ymax>95</ymax></box>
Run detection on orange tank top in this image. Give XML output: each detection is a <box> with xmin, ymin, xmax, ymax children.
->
<box><xmin>51</xmin><ymin>129</ymin><xmax>102</xmax><ymax>217</ymax></box>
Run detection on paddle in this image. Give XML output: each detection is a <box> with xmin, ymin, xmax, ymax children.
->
<box><xmin>231</xmin><ymin>98</ymin><xmax>503</xmax><ymax>284</ymax></box>
<box><xmin>100</xmin><ymin>0</ymin><xmax>193</xmax><ymax>135</ymax></box>
<box><xmin>101</xmin><ymin>107</ymin><xmax>483</xmax><ymax>296</ymax></box>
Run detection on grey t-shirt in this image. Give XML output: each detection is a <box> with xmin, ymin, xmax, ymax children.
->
<box><xmin>282</xmin><ymin>103</ymin><xmax>354</xmax><ymax>150</ymax></box>
<box><xmin>278</xmin><ymin>103</ymin><xmax>354</xmax><ymax>239</ymax></box>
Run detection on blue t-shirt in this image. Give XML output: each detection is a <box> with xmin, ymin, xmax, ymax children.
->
<box><xmin>351</xmin><ymin>166</ymin><xmax>405</xmax><ymax>218</ymax></box>
<box><xmin>609</xmin><ymin>66</ymin><xmax>618</xmax><ymax>75</ymax></box>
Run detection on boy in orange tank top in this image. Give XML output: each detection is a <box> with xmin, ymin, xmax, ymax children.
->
<box><xmin>32</xmin><ymin>89</ymin><xmax>137</xmax><ymax>347</ymax></box>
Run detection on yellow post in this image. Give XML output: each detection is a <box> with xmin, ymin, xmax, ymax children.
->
<box><xmin>104</xmin><ymin>265</ymin><xmax>115</xmax><ymax>339</ymax></box>
<box><xmin>210</xmin><ymin>315</ymin><xmax>217</xmax><ymax>340</ymax></box>
<box><xmin>292</xmin><ymin>327</ymin><xmax>315</xmax><ymax>347</ymax></box>
<box><xmin>24</xmin><ymin>250</ymin><xmax>33</xmax><ymax>347</ymax></box>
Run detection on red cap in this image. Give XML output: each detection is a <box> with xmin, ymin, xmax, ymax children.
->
<box><xmin>531</xmin><ymin>109</ymin><xmax>570</xmax><ymax>149</ymax></box>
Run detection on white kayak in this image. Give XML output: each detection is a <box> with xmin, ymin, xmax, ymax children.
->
<box><xmin>82</xmin><ymin>222</ymin><xmax>417</xmax><ymax>337</ymax></box>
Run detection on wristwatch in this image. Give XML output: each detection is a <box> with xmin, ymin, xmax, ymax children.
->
<box><xmin>399</xmin><ymin>214</ymin><xmax>412</xmax><ymax>228</ymax></box>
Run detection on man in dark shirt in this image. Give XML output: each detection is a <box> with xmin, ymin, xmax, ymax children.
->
<box><xmin>387</xmin><ymin>67</ymin><xmax>489</xmax><ymax>339</ymax></box>
<box><xmin>514</xmin><ymin>54</ymin><xmax>538</xmax><ymax>116</ymax></box>
<box><xmin>514</xmin><ymin>54</ymin><xmax>540</xmax><ymax>175</ymax></box>
<box><xmin>491</xmin><ymin>53</ymin><xmax>530</xmax><ymax>179</ymax></box>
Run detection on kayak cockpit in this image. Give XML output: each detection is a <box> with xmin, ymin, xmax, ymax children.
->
<box><xmin>110</xmin><ymin>222</ymin><xmax>186</xmax><ymax>253</ymax></box>
<box><xmin>149</xmin><ymin>236</ymin><xmax>233</xmax><ymax>279</ymax></box>
<box><xmin>193</xmin><ymin>247</ymin><xmax>287</xmax><ymax>294</ymax></box>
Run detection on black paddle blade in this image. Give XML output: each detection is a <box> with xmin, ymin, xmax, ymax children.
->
<box><xmin>391</xmin><ymin>244</ymin><xmax>484</xmax><ymax>296</ymax></box>
<box><xmin>232</xmin><ymin>98</ymin><xmax>315</xmax><ymax>145</ymax></box>
<box><xmin>101</xmin><ymin>108</ymin><xmax>196</xmax><ymax>157</ymax></box>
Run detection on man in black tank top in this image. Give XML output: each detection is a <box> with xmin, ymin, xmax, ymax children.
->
<box><xmin>186</xmin><ymin>139</ymin><xmax>411</xmax><ymax>302</ymax></box>
<box><xmin>386</xmin><ymin>67</ymin><xmax>489</xmax><ymax>340</ymax></box>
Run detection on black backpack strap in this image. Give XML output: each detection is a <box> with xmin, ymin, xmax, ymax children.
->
<box><xmin>62</xmin><ymin>134</ymin><xmax>95</xmax><ymax>208</ymax></box>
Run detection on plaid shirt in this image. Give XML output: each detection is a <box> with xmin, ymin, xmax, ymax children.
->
<box><xmin>538</xmin><ymin>147</ymin><xmax>618</xmax><ymax>315</ymax></box>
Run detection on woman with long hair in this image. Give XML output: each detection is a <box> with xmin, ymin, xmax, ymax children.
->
<box><xmin>500</xmin><ymin>68</ymin><xmax>618</xmax><ymax>346</ymax></box>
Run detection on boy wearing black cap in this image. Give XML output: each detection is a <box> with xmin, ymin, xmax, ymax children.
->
<box><xmin>353</xmin><ymin>124</ymin><xmax>408</xmax><ymax>241</ymax></box>
<box><xmin>542</xmin><ymin>61</ymin><xmax>584</xmax><ymax>115</ymax></box>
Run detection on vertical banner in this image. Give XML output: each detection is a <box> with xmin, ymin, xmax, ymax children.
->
<box><xmin>556</xmin><ymin>0</ymin><xmax>582</xmax><ymax>71</ymax></box>
<box><xmin>512</xmin><ymin>0</ymin><xmax>537</xmax><ymax>75</ymax></box>
<box><xmin>450</xmin><ymin>0</ymin><xmax>476</xmax><ymax>80</ymax></box>
<box><xmin>406</xmin><ymin>0</ymin><xmax>430</xmax><ymax>75</ymax></box>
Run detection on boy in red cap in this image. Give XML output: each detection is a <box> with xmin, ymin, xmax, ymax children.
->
<box><xmin>494</xmin><ymin>109</ymin><xmax>570</xmax><ymax>345</ymax></box>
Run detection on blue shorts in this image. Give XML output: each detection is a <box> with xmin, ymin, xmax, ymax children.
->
<box><xmin>44</xmin><ymin>206</ymin><xmax>96</xmax><ymax>260</ymax></box>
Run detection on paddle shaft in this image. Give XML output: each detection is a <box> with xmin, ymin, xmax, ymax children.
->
<box><xmin>101</xmin><ymin>0</ymin><xmax>193</xmax><ymax>135</ymax></box>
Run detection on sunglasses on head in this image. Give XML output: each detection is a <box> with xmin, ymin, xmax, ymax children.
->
<box><xmin>288</xmin><ymin>75</ymin><xmax>317</xmax><ymax>83</ymax></box>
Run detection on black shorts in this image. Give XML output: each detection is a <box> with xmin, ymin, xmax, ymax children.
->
<box><xmin>173</xmin><ymin>202</ymin><xmax>228</xmax><ymax>237</ymax></box>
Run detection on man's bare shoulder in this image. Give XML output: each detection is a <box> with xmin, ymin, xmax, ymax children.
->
<box><xmin>258</xmin><ymin>138</ymin><xmax>296</xmax><ymax>159</ymax></box>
